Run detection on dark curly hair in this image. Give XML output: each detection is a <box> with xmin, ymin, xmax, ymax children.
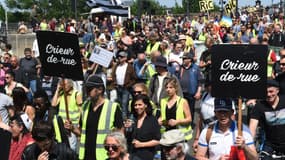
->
<box><xmin>131</xmin><ymin>94</ymin><xmax>153</xmax><ymax>117</ymax></box>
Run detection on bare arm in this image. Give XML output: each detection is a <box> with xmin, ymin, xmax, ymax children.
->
<box><xmin>196</xmin><ymin>145</ymin><xmax>209</xmax><ymax>160</ymax></box>
<box><xmin>51</xmin><ymin>83</ymin><xmax>62</xmax><ymax>107</ymax></box>
<box><xmin>193</xmin><ymin>114</ymin><xmax>203</xmax><ymax>152</ymax></box>
<box><xmin>249</xmin><ymin>118</ymin><xmax>259</xmax><ymax>138</ymax></box>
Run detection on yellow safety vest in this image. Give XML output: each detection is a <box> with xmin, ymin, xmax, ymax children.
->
<box><xmin>40</xmin><ymin>22</ymin><xmax>48</xmax><ymax>30</ymax></box>
<box><xmin>58</xmin><ymin>90</ymin><xmax>80</xmax><ymax>126</ymax></box>
<box><xmin>146</xmin><ymin>64</ymin><xmax>156</xmax><ymax>87</ymax></box>
<box><xmin>145</xmin><ymin>42</ymin><xmax>160</xmax><ymax>57</ymax></box>
<box><xmin>53</xmin><ymin>115</ymin><xmax>62</xmax><ymax>143</ymax></box>
<box><xmin>267</xmin><ymin>49</ymin><xmax>274</xmax><ymax>78</ymax></box>
<box><xmin>78</xmin><ymin>99</ymin><xmax>118</xmax><ymax>160</ymax></box>
<box><xmin>160</xmin><ymin>96</ymin><xmax>193</xmax><ymax>140</ymax></box>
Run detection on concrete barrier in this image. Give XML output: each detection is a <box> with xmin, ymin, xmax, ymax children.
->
<box><xmin>7</xmin><ymin>33</ymin><xmax>36</xmax><ymax>58</ymax></box>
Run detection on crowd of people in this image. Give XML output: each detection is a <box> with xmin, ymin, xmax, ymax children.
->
<box><xmin>0</xmin><ymin>4</ymin><xmax>285</xmax><ymax>160</ymax></box>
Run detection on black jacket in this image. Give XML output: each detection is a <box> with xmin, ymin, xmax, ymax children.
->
<box><xmin>22</xmin><ymin>142</ymin><xmax>78</xmax><ymax>160</ymax></box>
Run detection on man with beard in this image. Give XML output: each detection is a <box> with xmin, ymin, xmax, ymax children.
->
<box><xmin>19</xmin><ymin>48</ymin><xmax>41</xmax><ymax>94</ymax></box>
<box><xmin>10</xmin><ymin>55</ymin><xmax>24</xmax><ymax>83</ymax></box>
<box><xmin>178</xmin><ymin>51</ymin><xmax>202</xmax><ymax>126</ymax></box>
<box><xmin>160</xmin><ymin>129</ymin><xmax>196</xmax><ymax>160</ymax></box>
<box><xmin>66</xmin><ymin>75</ymin><xmax>123</xmax><ymax>160</ymax></box>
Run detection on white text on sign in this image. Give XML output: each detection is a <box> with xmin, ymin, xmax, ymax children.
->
<box><xmin>219</xmin><ymin>59</ymin><xmax>261</xmax><ymax>82</ymax></box>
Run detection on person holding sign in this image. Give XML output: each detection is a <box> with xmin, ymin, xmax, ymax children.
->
<box><xmin>196</xmin><ymin>98</ymin><xmax>258</xmax><ymax>160</ymax></box>
<box><xmin>51</xmin><ymin>79</ymin><xmax>82</xmax><ymax>151</ymax></box>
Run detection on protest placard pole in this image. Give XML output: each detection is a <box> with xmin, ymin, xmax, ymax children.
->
<box><xmin>61</xmin><ymin>75</ymin><xmax>70</xmax><ymax>121</ymax></box>
<box><xmin>238</xmin><ymin>97</ymin><xmax>242</xmax><ymax>136</ymax></box>
<box><xmin>92</xmin><ymin>63</ymin><xmax>99</xmax><ymax>75</ymax></box>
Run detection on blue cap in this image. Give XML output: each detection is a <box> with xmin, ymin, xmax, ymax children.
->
<box><xmin>214</xmin><ymin>98</ymin><xmax>233</xmax><ymax>111</ymax></box>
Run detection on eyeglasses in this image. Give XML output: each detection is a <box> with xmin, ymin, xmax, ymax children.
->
<box><xmin>104</xmin><ymin>144</ymin><xmax>120</xmax><ymax>151</ymax></box>
<box><xmin>280</xmin><ymin>63</ymin><xmax>285</xmax><ymax>66</ymax></box>
<box><xmin>133</xmin><ymin>90</ymin><xmax>142</xmax><ymax>95</ymax></box>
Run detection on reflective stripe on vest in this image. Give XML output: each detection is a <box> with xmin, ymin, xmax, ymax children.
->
<box><xmin>53</xmin><ymin>115</ymin><xmax>62</xmax><ymax>143</ymax></box>
<box><xmin>79</xmin><ymin>99</ymin><xmax>116</xmax><ymax>160</ymax></box>
<box><xmin>58</xmin><ymin>90</ymin><xmax>80</xmax><ymax>126</ymax></box>
<box><xmin>160</xmin><ymin>96</ymin><xmax>193</xmax><ymax>140</ymax></box>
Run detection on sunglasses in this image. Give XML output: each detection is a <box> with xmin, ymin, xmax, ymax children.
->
<box><xmin>104</xmin><ymin>145</ymin><xmax>120</xmax><ymax>151</ymax></box>
<box><xmin>280</xmin><ymin>63</ymin><xmax>285</xmax><ymax>66</ymax></box>
<box><xmin>133</xmin><ymin>91</ymin><xmax>142</xmax><ymax>94</ymax></box>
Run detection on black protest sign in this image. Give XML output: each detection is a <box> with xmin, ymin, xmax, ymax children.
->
<box><xmin>36</xmin><ymin>31</ymin><xmax>83</xmax><ymax>80</ymax></box>
<box><xmin>211</xmin><ymin>44</ymin><xmax>267</xmax><ymax>99</ymax></box>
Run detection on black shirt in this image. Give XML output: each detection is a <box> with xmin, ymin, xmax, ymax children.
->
<box><xmin>250</xmin><ymin>95</ymin><xmax>285</xmax><ymax>147</ymax></box>
<box><xmin>275</xmin><ymin>72</ymin><xmax>285</xmax><ymax>95</ymax></box>
<box><xmin>132</xmin><ymin>115</ymin><xmax>160</xmax><ymax>160</ymax></box>
<box><xmin>85</xmin><ymin>102</ymin><xmax>123</xmax><ymax>160</ymax></box>
<box><xmin>166</xmin><ymin>102</ymin><xmax>177</xmax><ymax>131</ymax></box>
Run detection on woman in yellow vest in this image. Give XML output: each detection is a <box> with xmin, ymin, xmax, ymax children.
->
<box><xmin>158</xmin><ymin>77</ymin><xmax>192</xmax><ymax>141</ymax></box>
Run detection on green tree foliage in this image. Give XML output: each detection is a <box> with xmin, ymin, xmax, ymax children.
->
<box><xmin>0</xmin><ymin>5</ymin><xmax>5</xmax><ymax>21</ymax></box>
<box><xmin>131</xmin><ymin>0</ymin><xmax>166</xmax><ymax>16</ymax></box>
<box><xmin>172</xmin><ymin>0</ymin><xmax>184</xmax><ymax>14</ymax></box>
<box><xmin>3</xmin><ymin>0</ymin><xmax>90</xmax><ymax>22</ymax></box>
<box><xmin>183</xmin><ymin>0</ymin><xmax>200</xmax><ymax>13</ymax></box>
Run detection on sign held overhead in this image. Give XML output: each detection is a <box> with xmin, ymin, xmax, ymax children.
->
<box><xmin>211</xmin><ymin>44</ymin><xmax>268</xmax><ymax>99</ymax></box>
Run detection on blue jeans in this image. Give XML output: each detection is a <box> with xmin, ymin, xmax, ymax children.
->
<box><xmin>29</xmin><ymin>79</ymin><xmax>37</xmax><ymax>93</ymax></box>
<box><xmin>116</xmin><ymin>86</ymin><xmax>130</xmax><ymax>119</ymax></box>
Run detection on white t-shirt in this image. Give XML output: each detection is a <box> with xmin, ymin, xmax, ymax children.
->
<box><xmin>198</xmin><ymin>121</ymin><xmax>254</xmax><ymax>160</ymax></box>
<box><xmin>116</xmin><ymin>63</ymin><xmax>128</xmax><ymax>86</ymax></box>
<box><xmin>200</xmin><ymin>92</ymin><xmax>215</xmax><ymax>120</ymax></box>
<box><xmin>157</xmin><ymin>74</ymin><xmax>167</xmax><ymax>103</ymax></box>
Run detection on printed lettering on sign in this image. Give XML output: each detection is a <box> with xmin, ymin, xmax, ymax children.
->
<box><xmin>37</xmin><ymin>31</ymin><xmax>84</xmax><ymax>80</ymax></box>
<box><xmin>211</xmin><ymin>44</ymin><xmax>267</xmax><ymax>99</ymax></box>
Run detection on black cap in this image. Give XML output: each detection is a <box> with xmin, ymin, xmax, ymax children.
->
<box><xmin>153</xmin><ymin>56</ymin><xmax>168</xmax><ymax>68</ymax></box>
<box><xmin>181</xmin><ymin>51</ymin><xmax>194</xmax><ymax>60</ymax></box>
<box><xmin>267</xmin><ymin>79</ymin><xmax>279</xmax><ymax>88</ymax></box>
<box><xmin>85</xmin><ymin>75</ymin><xmax>104</xmax><ymax>89</ymax></box>
<box><xmin>214</xmin><ymin>98</ymin><xmax>233</xmax><ymax>112</ymax></box>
